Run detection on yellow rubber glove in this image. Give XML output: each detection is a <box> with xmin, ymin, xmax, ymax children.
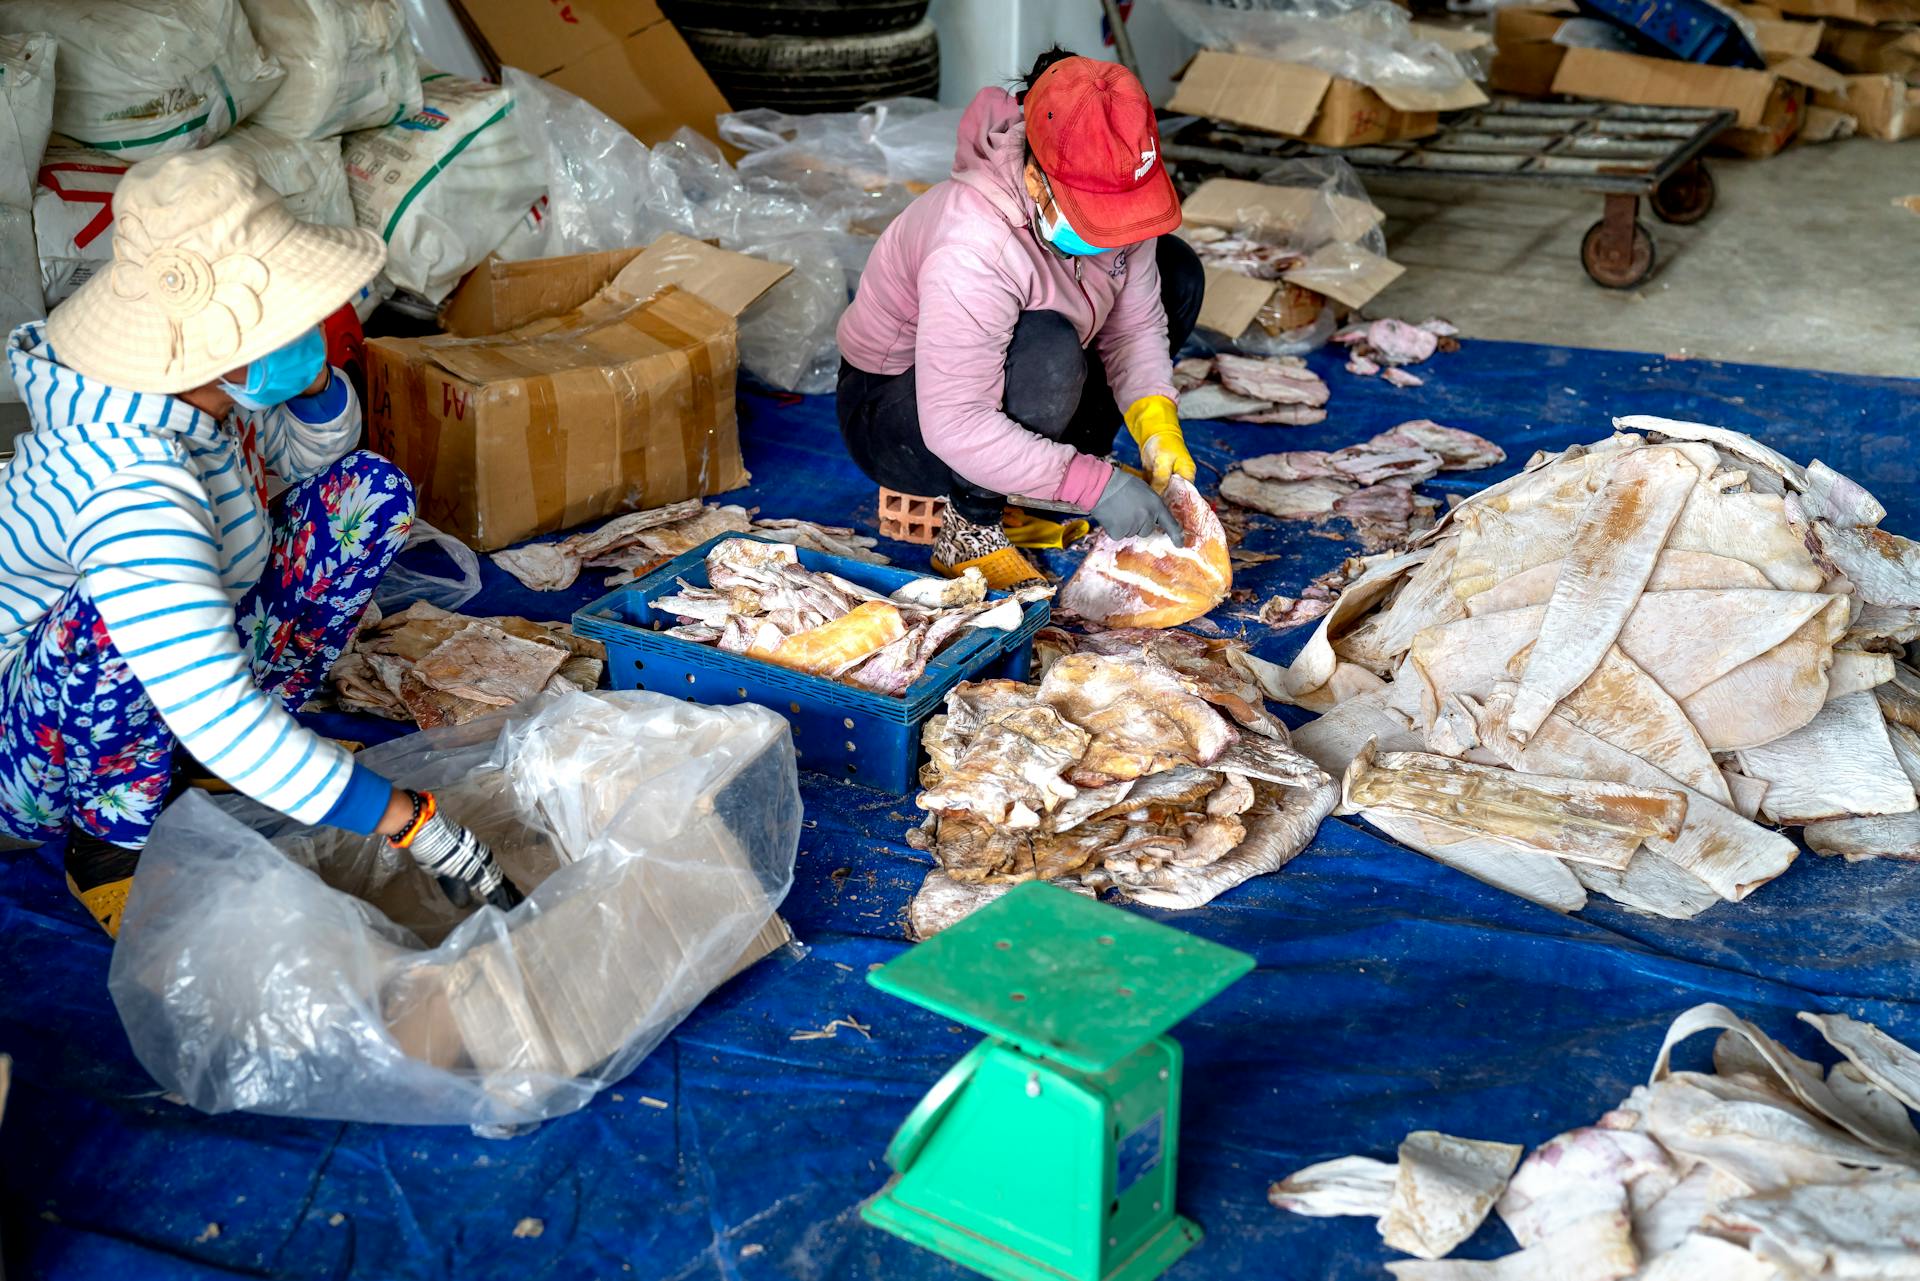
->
<box><xmin>1124</xmin><ymin>395</ymin><xmax>1195</xmax><ymax>493</ymax></box>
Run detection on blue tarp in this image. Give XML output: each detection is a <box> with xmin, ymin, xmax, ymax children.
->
<box><xmin>4</xmin><ymin>339</ymin><xmax>1919</xmax><ymax>1281</ymax></box>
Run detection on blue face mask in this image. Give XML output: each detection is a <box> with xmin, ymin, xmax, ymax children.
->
<box><xmin>1037</xmin><ymin>174</ymin><xmax>1107</xmax><ymax>258</ymax></box>
<box><xmin>220</xmin><ymin>327</ymin><xmax>327</xmax><ymax>411</ymax></box>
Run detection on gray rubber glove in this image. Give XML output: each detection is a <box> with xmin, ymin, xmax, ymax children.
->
<box><xmin>389</xmin><ymin>790</ymin><xmax>524</xmax><ymax>912</ymax></box>
<box><xmin>1091</xmin><ymin>469</ymin><xmax>1184</xmax><ymax>543</ymax></box>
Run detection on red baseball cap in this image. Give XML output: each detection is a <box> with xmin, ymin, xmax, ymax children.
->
<box><xmin>1024</xmin><ymin>57</ymin><xmax>1181</xmax><ymax>250</ymax></box>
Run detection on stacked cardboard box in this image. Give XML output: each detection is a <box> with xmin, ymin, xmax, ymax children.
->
<box><xmin>1489</xmin><ymin>0</ymin><xmax>1920</xmax><ymax>150</ymax></box>
<box><xmin>1167</xmin><ymin>45</ymin><xmax>1489</xmax><ymax>147</ymax></box>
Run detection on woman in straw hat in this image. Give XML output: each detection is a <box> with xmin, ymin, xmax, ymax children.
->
<box><xmin>0</xmin><ymin>147</ymin><xmax>517</xmax><ymax>937</ymax></box>
<box><xmin>835</xmin><ymin>48</ymin><xmax>1203</xmax><ymax>590</ymax></box>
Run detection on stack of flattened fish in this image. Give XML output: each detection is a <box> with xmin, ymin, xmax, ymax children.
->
<box><xmin>330</xmin><ymin>602</ymin><xmax>606</xmax><ymax>729</ymax></box>
<box><xmin>1272</xmin><ymin>1002</ymin><xmax>1920</xmax><ymax>1280</ymax></box>
<box><xmin>652</xmin><ymin>538</ymin><xmax>1050</xmax><ymax>696</ymax></box>
<box><xmin>1252</xmin><ymin>417</ymin><xmax>1920</xmax><ymax>919</ymax></box>
<box><xmin>1221</xmin><ymin>420</ymin><xmax>1506</xmax><ymax>550</ymax></box>
<box><xmin>906</xmin><ymin>630</ymin><xmax>1338</xmax><ymax>934</ymax></box>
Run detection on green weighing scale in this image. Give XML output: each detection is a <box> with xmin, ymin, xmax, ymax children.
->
<box><xmin>861</xmin><ymin>882</ymin><xmax>1254</xmax><ymax>1281</ymax></box>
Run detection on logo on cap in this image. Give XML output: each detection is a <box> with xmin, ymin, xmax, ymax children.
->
<box><xmin>1133</xmin><ymin>148</ymin><xmax>1157</xmax><ymax>181</ymax></box>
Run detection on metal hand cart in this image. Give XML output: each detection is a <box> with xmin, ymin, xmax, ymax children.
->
<box><xmin>1164</xmin><ymin>99</ymin><xmax>1735</xmax><ymax>289</ymax></box>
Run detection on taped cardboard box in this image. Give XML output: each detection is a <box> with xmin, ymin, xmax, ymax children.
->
<box><xmin>1551</xmin><ymin>46</ymin><xmax>1839</xmax><ymax>156</ymax></box>
<box><xmin>1167</xmin><ymin>49</ymin><xmax>1486</xmax><ymax>146</ymax></box>
<box><xmin>1816</xmin><ymin>72</ymin><xmax>1920</xmax><ymax>139</ymax></box>
<box><xmin>366</xmin><ymin>234</ymin><xmax>790</xmax><ymax>551</ymax></box>
<box><xmin>1729</xmin><ymin>4</ymin><xmax>1827</xmax><ymax>58</ymax></box>
<box><xmin>1489</xmin><ymin>4</ymin><xmax>1574</xmax><ymax>97</ymax></box>
<box><xmin>451</xmin><ymin>0</ymin><xmax>730</xmax><ymax>146</ymax></box>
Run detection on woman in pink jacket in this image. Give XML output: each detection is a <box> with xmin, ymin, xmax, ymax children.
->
<box><xmin>835</xmin><ymin>49</ymin><xmax>1203</xmax><ymax>589</ymax></box>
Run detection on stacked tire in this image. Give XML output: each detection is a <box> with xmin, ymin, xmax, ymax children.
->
<box><xmin>662</xmin><ymin>0</ymin><xmax>939</xmax><ymax>114</ymax></box>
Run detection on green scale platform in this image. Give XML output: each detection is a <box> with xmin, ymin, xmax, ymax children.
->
<box><xmin>861</xmin><ymin>882</ymin><xmax>1255</xmax><ymax>1281</ymax></box>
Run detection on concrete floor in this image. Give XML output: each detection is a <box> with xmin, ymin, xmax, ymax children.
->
<box><xmin>1369</xmin><ymin>137</ymin><xmax>1920</xmax><ymax>378</ymax></box>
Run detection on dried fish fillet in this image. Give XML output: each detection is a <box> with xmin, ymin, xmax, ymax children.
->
<box><xmin>1384</xmin><ymin>1214</ymin><xmax>1638</xmax><ymax>1280</ymax></box>
<box><xmin>1380</xmin><ymin>1131</ymin><xmax>1525</xmax><ymax>1260</ymax></box>
<box><xmin>1569</xmin><ymin>850</ymin><xmax>1719</xmax><ymax>921</ymax></box>
<box><xmin>1798</xmin><ymin>1011</ymin><xmax>1920</xmax><ymax>1114</ymax></box>
<box><xmin>1269</xmin><ymin>1156</ymin><xmax>1398</xmax><ymax>1217</ymax></box>
<box><xmin>1557</xmin><ymin>647</ymin><xmax>1729</xmax><ymax>805</ymax></box>
<box><xmin>1219</xmin><ymin>471</ymin><xmax>1353</xmax><ymax>519</ymax></box>
<box><xmin>1481</xmin><ymin>705</ymin><xmax>1797</xmax><ymax>902</ymax></box>
<box><xmin>1735</xmin><ymin>692</ymin><xmax>1917</xmax><ymax>824</ymax></box>
<box><xmin>1039</xmin><ymin>653</ymin><xmax>1237</xmax><ymax>782</ymax></box>
<box><xmin>917</xmin><ymin>705</ymin><xmax>1088</xmax><ymax>828</ymax></box>
<box><xmin>1497</xmin><ymin>1126</ymin><xmax>1671</xmax><ymax>1250</ymax></box>
<box><xmin>1058</xmin><ymin>477</ymin><xmax>1231</xmax><ymax>630</ymax></box>
<box><xmin>1342</xmin><ymin>744</ymin><xmax>1686</xmax><ymax>870</ymax></box>
<box><xmin>1498</xmin><ymin>445</ymin><xmax>1701</xmax><ymax>743</ymax></box>
<box><xmin>1465</xmin><ymin>549</ymin><xmax>1772</xmax><ymax>616</ymax></box>
<box><xmin>1213</xmin><ymin>353</ymin><xmax>1330</xmax><ymax>406</ymax></box>
<box><xmin>1707</xmin><ymin>1180</ymin><xmax>1920</xmax><ymax>1281</ymax></box>
<box><xmin>1111</xmin><ymin>778</ymin><xmax>1336</xmax><ymax>910</ymax></box>
<box><xmin>906</xmin><ymin>871</ymin><xmax>1095</xmax><ymax>940</ymax></box>
<box><xmin>749</xmin><ymin>600</ymin><xmax>907</xmax><ymax>677</ymax></box>
<box><xmin>411</xmin><ymin>622</ymin><xmax>568</xmax><ymax>707</ymax></box>
<box><xmin>1635</xmin><ymin>1234</ymin><xmax>1777</xmax><ymax>1281</ymax></box>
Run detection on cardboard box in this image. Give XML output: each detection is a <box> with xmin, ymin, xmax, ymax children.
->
<box><xmin>1490</xmin><ymin>5</ymin><xmax>1573</xmax><ymax>97</ymax></box>
<box><xmin>1167</xmin><ymin>49</ymin><xmax>1486</xmax><ymax>146</ymax></box>
<box><xmin>450</xmin><ymin>0</ymin><xmax>731</xmax><ymax>147</ymax></box>
<box><xmin>366</xmin><ymin>235</ymin><xmax>790</xmax><ymax>551</ymax></box>
<box><xmin>1819</xmin><ymin>24</ymin><xmax>1920</xmax><ymax>77</ymax></box>
<box><xmin>1551</xmin><ymin>45</ymin><xmax>1839</xmax><ymax>155</ymax></box>
<box><xmin>1772</xmin><ymin>0</ymin><xmax>1920</xmax><ymax>22</ymax></box>
<box><xmin>1181</xmin><ymin>178</ymin><xmax>1403</xmax><ymax>335</ymax></box>
<box><xmin>1816</xmin><ymin>72</ymin><xmax>1920</xmax><ymax>139</ymax></box>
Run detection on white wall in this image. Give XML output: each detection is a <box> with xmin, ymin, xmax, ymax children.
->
<box><xmin>928</xmin><ymin>0</ymin><xmax>1196</xmax><ymax>107</ymax></box>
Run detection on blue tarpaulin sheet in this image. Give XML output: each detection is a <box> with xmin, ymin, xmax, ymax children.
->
<box><xmin>5</xmin><ymin>339</ymin><xmax>1919</xmax><ymax>1280</ymax></box>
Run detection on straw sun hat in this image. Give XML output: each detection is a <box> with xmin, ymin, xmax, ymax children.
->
<box><xmin>48</xmin><ymin>146</ymin><xmax>385</xmax><ymax>396</ymax></box>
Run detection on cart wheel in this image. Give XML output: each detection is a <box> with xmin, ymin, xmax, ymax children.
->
<box><xmin>1581</xmin><ymin>219</ymin><xmax>1657</xmax><ymax>289</ymax></box>
<box><xmin>1651</xmin><ymin>162</ymin><xmax>1715</xmax><ymax>226</ymax></box>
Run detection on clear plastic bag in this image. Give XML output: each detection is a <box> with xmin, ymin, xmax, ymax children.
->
<box><xmin>0</xmin><ymin>32</ymin><xmax>54</xmax><ymax>406</ymax></box>
<box><xmin>108</xmin><ymin>690</ymin><xmax>803</xmax><ymax>1130</ymax></box>
<box><xmin>373</xmin><ymin>517</ymin><xmax>482</xmax><ymax>612</ymax></box>
<box><xmin>1161</xmin><ymin>0</ymin><xmax>1479</xmax><ymax>95</ymax></box>
<box><xmin>500</xmin><ymin>75</ymin><xmax>961</xmax><ymax>393</ymax></box>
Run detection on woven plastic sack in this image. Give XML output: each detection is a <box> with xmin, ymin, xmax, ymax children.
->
<box><xmin>109</xmin><ymin>690</ymin><xmax>802</xmax><ymax>1130</ymax></box>
<box><xmin>342</xmin><ymin>71</ymin><xmax>545</xmax><ymax>304</ymax></box>
<box><xmin>238</xmin><ymin>0</ymin><xmax>421</xmax><ymax>139</ymax></box>
<box><xmin>0</xmin><ymin>31</ymin><xmax>53</xmax><ymax>404</ymax></box>
<box><xmin>34</xmin><ymin>138</ymin><xmax>350</xmax><ymax>308</ymax></box>
<box><xmin>0</xmin><ymin>0</ymin><xmax>283</xmax><ymax>158</ymax></box>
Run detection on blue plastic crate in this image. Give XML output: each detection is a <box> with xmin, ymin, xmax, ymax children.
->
<box><xmin>572</xmin><ymin>535</ymin><xmax>1051</xmax><ymax>793</ymax></box>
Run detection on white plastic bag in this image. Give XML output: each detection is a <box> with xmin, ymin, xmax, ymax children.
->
<box><xmin>34</xmin><ymin>137</ymin><xmax>352</xmax><ymax>307</ymax></box>
<box><xmin>341</xmin><ymin>72</ymin><xmax>546</xmax><ymax>304</ymax></box>
<box><xmin>238</xmin><ymin>0</ymin><xmax>421</xmax><ymax>139</ymax></box>
<box><xmin>373</xmin><ymin>517</ymin><xmax>481</xmax><ymax>612</ymax></box>
<box><xmin>502</xmin><ymin>68</ymin><xmax>670</xmax><ymax>260</ymax></box>
<box><xmin>223</xmin><ymin>124</ymin><xmax>354</xmax><ymax>227</ymax></box>
<box><xmin>0</xmin><ymin>31</ymin><xmax>53</xmax><ymax>405</ymax></box>
<box><xmin>110</xmin><ymin>690</ymin><xmax>802</xmax><ymax>1129</ymax></box>
<box><xmin>0</xmin><ymin>0</ymin><xmax>284</xmax><ymax>158</ymax></box>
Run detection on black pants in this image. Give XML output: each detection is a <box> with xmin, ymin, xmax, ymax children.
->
<box><xmin>836</xmin><ymin>235</ymin><xmax>1203</xmax><ymax>525</ymax></box>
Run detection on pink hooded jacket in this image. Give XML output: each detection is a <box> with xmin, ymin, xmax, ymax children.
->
<box><xmin>835</xmin><ymin>87</ymin><xmax>1177</xmax><ymax>511</ymax></box>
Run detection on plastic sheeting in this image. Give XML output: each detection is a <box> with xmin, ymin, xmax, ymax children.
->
<box><xmin>1161</xmin><ymin>0</ymin><xmax>1479</xmax><ymax>94</ymax></box>
<box><xmin>109</xmin><ymin>691</ymin><xmax>801</xmax><ymax>1130</ymax></box>
<box><xmin>3</xmin><ymin>340</ymin><xmax>1919</xmax><ymax>1279</ymax></box>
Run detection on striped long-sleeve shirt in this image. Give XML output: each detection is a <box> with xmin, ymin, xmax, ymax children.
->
<box><xmin>1</xmin><ymin>321</ymin><xmax>389</xmax><ymax>833</ymax></box>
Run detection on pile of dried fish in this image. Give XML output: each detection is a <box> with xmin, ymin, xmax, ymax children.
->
<box><xmin>1256</xmin><ymin>417</ymin><xmax>1920</xmax><ymax>919</ymax></box>
<box><xmin>329</xmin><ymin>602</ymin><xmax>604</xmax><ymax>729</ymax></box>
<box><xmin>1058</xmin><ymin>476</ymin><xmax>1233</xmax><ymax>630</ymax></box>
<box><xmin>906</xmin><ymin>629</ymin><xmax>1338</xmax><ymax>933</ymax></box>
<box><xmin>653</xmin><ymin>538</ymin><xmax>1048</xmax><ymax>695</ymax></box>
<box><xmin>1175</xmin><ymin>352</ymin><xmax>1330</xmax><ymax>426</ymax></box>
<box><xmin>1272</xmin><ymin>1002</ymin><xmax>1920</xmax><ymax>1279</ymax></box>
<box><xmin>1259</xmin><ymin>559</ymin><xmax>1364</xmax><ymax>630</ymax></box>
<box><xmin>1222</xmin><ymin>420</ymin><xmax>1506</xmax><ymax>550</ymax></box>
<box><xmin>1336</xmin><ymin>318</ymin><xmax>1459</xmax><ymax>388</ymax></box>
<box><xmin>491</xmin><ymin>499</ymin><xmax>885</xmax><ymax>592</ymax></box>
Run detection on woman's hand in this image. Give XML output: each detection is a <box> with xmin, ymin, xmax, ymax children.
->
<box><xmin>1124</xmin><ymin>396</ymin><xmax>1195</xmax><ymax>492</ymax></box>
<box><xmin>1092</xmin><ymin>469</ymin><xmax>1183</xmax><ymax>543</ymax></box>
<box><xmin>383</xmin><ymin>788</ymin><xmax>524</xmax><ymax>911</ymax></box>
